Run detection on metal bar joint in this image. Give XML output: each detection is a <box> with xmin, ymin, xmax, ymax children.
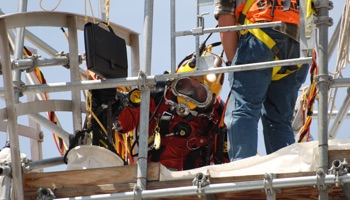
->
<box><xmin>25</xmin><ymin>54</ymin><xmax>40</xmax><ymax>72</ymax></box>
<box><xmin>13</xmin><ymin>80</ymin><xmax>25</xmax><ymax>98</ymax></box>
<box><xmin>316</xmin><ymin>168</ymin><xmax>327</xmax><ymax>191</ymax></box>
<box><xmin>329</xmin><ymin>159</ymin><xmax>349</xmax><ymax>187</ymax></box>
<box><xmin>315</xmin><ymin>74</ymin><xmax>332</xmax><ymax>89</ymax></box>
<box><xmin>192</xmin><ymin>12</ymin><xmax>209</xmax><ymax>35</ymax></box>
<box><xmin>264</xmin><ymin>173</ymin><xmax>278</xmax><ymax>199</ymax></box>
<box><xmin>192</xmin><ymin>171</ymin><xmax>211</xmax><ymax>198</ymax></box>
<box><xmin>138</xmin><ymin>70</ymin><xmax>149</xmax><ymax>90</ymax></box>
<box><xmin>133</xmin><ymin>185</ymin><xmax>142</xmax><ymax>200</ymax></box>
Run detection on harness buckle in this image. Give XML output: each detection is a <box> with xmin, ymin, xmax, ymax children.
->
<box><xmin>272</xmin><ymin>22</ymin><xmax>300</xmax><ymax>41</ymax></box>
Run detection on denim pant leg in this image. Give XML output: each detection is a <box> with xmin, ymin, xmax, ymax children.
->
<box><xmin>225</xmin><ymin>32</ymin><xmax>275</xmax><ymax>161</ymax></box>
<box><xmin>259</xmin><ymin>29</ymin><xmax>310</xmax><ymax>154</ymax></box>
<box><xmin>262</xmin><ymin>64</ymin><xmax>309</xmax><ymax>154</ymax></box>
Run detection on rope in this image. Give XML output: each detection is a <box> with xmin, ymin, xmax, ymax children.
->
<box><xmin>40</xmin><ymin>0</ymin><xmax>62</xmax><ymax>11</ymax></box>
<box><xmin>84</xmin><ymin>0</ymin><xmax>96</xmax><ymax>24</ymax></box>
<box><xmin>105</xmin><ymin>0</ymin><xmax>111</xmax><ymax>25</ymax></box>
<box><xmin>297</xmin><ymin>50</ymin><xmax>318</xmax><ymax>142</ymax></box>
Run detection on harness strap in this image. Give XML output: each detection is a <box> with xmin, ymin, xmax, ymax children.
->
<box><xmin>238</xmin><ymin>0</ymin><xmax>302</xmax><ymax>81</ymax></box>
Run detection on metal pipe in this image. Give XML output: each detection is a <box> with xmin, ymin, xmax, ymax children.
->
<box><xmin>9</xmin><ymin>1</ymin><xmax>28</xmax><ymax>198</ymax></box>
<box><xmin>10</xmin><ymin>56</ymin><xmax>70</xmax><ymax>70</ymax></box>
<box><xmin>99</xmin><ymin>0</ymin><xmax>107</xmax><ymax>20</ymax></box>
<box><xmin>0</xmin><ymin>121</ymin><xmax>42</xmax><ymax>141</ymax></box>
<box><xmin>0</xmin><ymin>175</ymin><xmax>12</xmax><ymax>200</ymax></box>
<box><xmin>328</xmin><ymin>16</ymin><xmax>340</xmax><ymax>58</ymax></box>
<box><xmin>13</xmin><ymin>0</ymin><xmax>27</xmax><ymax>98</ymax></box>
<box><xmin>23</xmin><ymin>156</ymin><xmax>65</xmax><ymax>172</ymax></box>
<box><xmin>0</xmin><ymin>18</ymin><xmax>24</xmax><ymax>200</ymax></box>
<box><xmin>195</xmin><ymin>0</ymin><xmax>200</xmax><ymax>71</ymax></box>
<box><xmin>170</xmin><ymin>0</ymin><xmax>176</xmax><ymax>73</ymax></box>
<box><xmin>312</xmin><ymin>110</ymin><xmax>350</xmax><ymax>118</ymax></box>
<box><xmin>55</xmin><ymin>173</ymin><xmax>350</xmax><ymax>200</ymax></box>
<box><xmin>67</xmin><ymin>16</ymin><xmax>82</xmax><ymax>133</ymax></box>
<box><xmin>0</xmin><ymin>97</ymin><xmax>72</xmax><ymax>143</ymax></box>
<box><xmin>1</xmin><ymin>57</ymin><xmax>312</xmax><ymax>96</ymax></box>
<box><xmin>174</xmin><ymin>21</ymin><xmax>283</xmax><ymax>37</ymax></box>
<box><xmin>27</xmin><ymin>113</ymin><xmax>71</xmax><ymax>143</ymax></box>
<box><xmin>136</xmin><ymin>0</ymin><xmax>154</xmax><ymax>193</ymax></box>
<box><xmin>316</xmin><ymin>0</ymin><xmax>332</xmax><ymax>199</ymax></box>
<box><xmin>331</xmin><ymin>78</ymin><xmax>350</xmax><ymax>88</ymax></box>
<box><xmin>328</xmin><ymin>88</ymin><xmax>350</xmax><ymax>138</ymax></box>
<box><xmin>0</xmin><ymin>165</ymin><xmax>11</xmax><ymax>176</ymax></box>
<box><xmin>24</xmin><ymin>29</ymin><xmax>59</xmax><ymax>56</ymax></box>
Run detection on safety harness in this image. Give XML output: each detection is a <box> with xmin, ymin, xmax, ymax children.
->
<box><xmin>237</xmin><ymin>0</ymin><xmax>302</xmax><ymax>80</ymax></box>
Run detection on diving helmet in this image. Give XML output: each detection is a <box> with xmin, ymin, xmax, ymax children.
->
<box><xmin>171</xmin><ymin>51</ymin><xmax>224</xmax><ymax>112</ymax></box>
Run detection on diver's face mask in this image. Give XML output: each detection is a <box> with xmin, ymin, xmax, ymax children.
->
<box><xmin>164</xmin><ymin>77</ymin><xmax>213</xmax><ymax>117</ymax></box>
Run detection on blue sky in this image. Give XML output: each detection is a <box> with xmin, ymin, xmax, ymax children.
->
<box><xmin>0</xmin><ymin>0</ymin><xmax>348</xmax><ymax>171</ymax></box>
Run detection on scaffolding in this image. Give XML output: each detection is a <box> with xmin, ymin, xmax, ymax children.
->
<box><xmin>0</xmin><ymin>0</ymin><xmax>350</xmax><ymax>199</ymax></box>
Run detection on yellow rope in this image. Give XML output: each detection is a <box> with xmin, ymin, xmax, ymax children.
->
<box><xmin>105</xmin><ymin>0</ymin><xmax>111</xmax><ymax>25</ymax></box>
<box><xmin>84</xmin><ymin>0</ymin><xmax>96</xmax><ymax>24</ymax></box>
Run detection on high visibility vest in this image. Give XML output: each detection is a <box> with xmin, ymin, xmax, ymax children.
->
<box><xmin>236</xmin><ymin>0</ymin><xmax>300</xmax><ymax>25</ymax></box>
<box><xmin>237</xmin><ymin>0</ymin><xmax>302</xmax><ymax>81</ymax></box>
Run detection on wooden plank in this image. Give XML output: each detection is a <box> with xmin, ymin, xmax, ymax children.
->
<box><xmin>23</xmin><ymin>162</ymin><xmax>159</xmax><ymax>192</ymax></box>
<box><xmin>23</xmin><ymin>148</ymin><xmax>350</xmax><ymax>200</ymax></box>
<box><xmin>24</xmin><ymin>171</ymin><xmax>347</xmax><ymax>200</ymax></box>
<box><xmin>328</xmin><ymin>149</ymin><xmax>350</xmax><ymax>168</ymax></box>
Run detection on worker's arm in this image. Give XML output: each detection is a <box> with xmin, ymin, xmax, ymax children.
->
<box><xmin>217</xmin><ymin>14</ymin><xmax>238</xmax><ymax>64</ymax></box>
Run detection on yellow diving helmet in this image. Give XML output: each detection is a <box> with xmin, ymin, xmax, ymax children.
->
<box><xmin>174</xmin><ymin>49</ymin><xmax>224</xmax><ymax>111</ymax></box>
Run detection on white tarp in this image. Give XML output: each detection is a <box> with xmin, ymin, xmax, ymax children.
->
<box><xmin>66</xmin><ymin>145</ymin><xmax>124</xmax><ymax>170</ymax></box>
<box><xmin>160</xmin><ymin>138</ymin><xmax>350</xmax><ymax>181</ymax></box>
<box><xmin>0</xmin><ymin>147</ymin><xmax>27</xmax><ymax>198</ymax></box>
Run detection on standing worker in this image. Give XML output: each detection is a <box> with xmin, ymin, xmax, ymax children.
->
<box><xmin>214</xmin><ymin>0</ymin><xmax>309</xmax><ymax>161</ymax></box>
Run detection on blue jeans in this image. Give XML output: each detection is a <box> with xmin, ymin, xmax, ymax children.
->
<box><xmin>224</xmin><ymin>28</ymin><xmax>309</xmax><ymax>161</ymax></box>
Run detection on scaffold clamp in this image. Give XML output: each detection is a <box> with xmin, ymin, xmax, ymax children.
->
<box><xmin>329</xmin><ymin>159</ymin><xmax>349</xmax><ymax>187</ymax></box>
<box><xmin>264</xmin><ymin>173</ymin><xmax>278</xmax><ymax>199</ymax></box>
<box><xmin>138</xmin><ymin>70</ymin><xmax>148</xmax><ymax>90</ymax></box>
<box><xmin>316</xmin><ymin>168</ymin><xmax>327</xmax><ymax>191</ymax></box>
<box><xmin>192</xmin><ymin>171</ymin><xmax>210</xmax><ymax>198</ymax></box>
<box><xmin>25</xmin><ymin>54</ymin><xmax>41</xmax><ymax>73</ymax></box>
<box><xmin>133</xmin><ymin>185</ymin><xmax>143</xmax><ymax>200</ymax></box>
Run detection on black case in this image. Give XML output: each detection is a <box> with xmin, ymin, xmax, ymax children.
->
<box><xmin>84</xmin><ymin>22</ymin><xmax>128</xmax><ymax>78</ymax></box>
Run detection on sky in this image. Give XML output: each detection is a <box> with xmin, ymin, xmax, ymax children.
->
<box><xmin>0</xmin><ymin>0</ymin><xmax>348</xmax><ymax>172</ymax></box>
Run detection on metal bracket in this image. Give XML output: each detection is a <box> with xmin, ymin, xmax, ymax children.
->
<box><xmin>263</xmin><ymin>173</ymin><xmax>278</xmax><ymax>200</ymax></box>
<box><xmin>133</xmin><ymin>185</ymin><xmax>142</xmax><ymax>200</ymax></box>
<box><xmin>313</xmin><ymin>0</ymin><xmax>334</xmax><ymax>27</ymax></box>
<box><xmin>316</xmin><ymin>168</ymin><xmax>327</xmax><ymax>191</ymax></box>
<box><xmin>138</xmin><ymin>70</ymin><xmax>148</xmax><ymax>90</ymax></box>
<box><xmin>192</xmin><ymin>12</ymin><xmax>209</xmax><ymax>35</ymax></box>
<box><xmin>329</xmin><ymin>159</ymin><xmax>349</xmax><ymax>187</ymax></box>
<box><xmin>314</xmin><ymin>74</ymin><xmax>332</xmax><ymax>89</ymax></box>
<box><xmin>313</xmin><ymin>0</ymin><xmax>334</xmax><ymax>11</ymax></box>
<box><xmin>57</xmin><ymin>51</ymin><xmax>70</xmax><ymax>69</ymax></box>
<box><xmin>36</xmin><ymin>187</ymin><xmax>55</xmax><ymax>200</ymax></box>
<box><xmin>25</xmin><ymin>54</ymin><xmax>41</xmax><ymax>73</ymax></box>
<box><xmin>13</xmin><ymin>80</ymin><xmax>25</xmax><ymax>97</ymax></box>
<box><xmin>192</xmin><ymin>171</ymin><xmax>211</xmax><ymax>198</ymax></box>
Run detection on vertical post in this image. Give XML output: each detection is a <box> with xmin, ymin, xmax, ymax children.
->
<box><xmin>316</xmin><ymin>0</ymin><xmax>332</xmax><ymax>199</ymax></box>
<box><xmin>170</xmin><ymin>0</ymin><xmax>176</xmax><ymax>73</ymax></box>
<box><xmin>136</xmin><ymin>0</ymin><xmax>154</xmax><ymax>194</ymax></box>
<box><xmin>0</xmin><ymin>19</ymin><xmax>24</xmax><ymax>200</ymax></box>
<box><xmin>67</xmin><ymin>16</ymin><xmax>83</xmax><ymax>133</ymax></box>
<box><xmin>99</xmin><ymin>0</ymin><xmax>107</xmax><ymax>20</ymax></box>
<box><xmin>0</xmin><ymin>175</ymin><xmax>12</xmax><ymax>199</ymax></box>
<box><xmin>13</xmin><ymin>0</ymin><xmax>27</xmax><ymax>91</ymax></box>
<box><xmin>130</xmin><ymin>34</ymin><xmax>140</xmax><ymax>77</ymax></box>
<box><xmin>195</xmin><ymin>0</ymin><xmax>200</xmax><ymax>68</ymax></box>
